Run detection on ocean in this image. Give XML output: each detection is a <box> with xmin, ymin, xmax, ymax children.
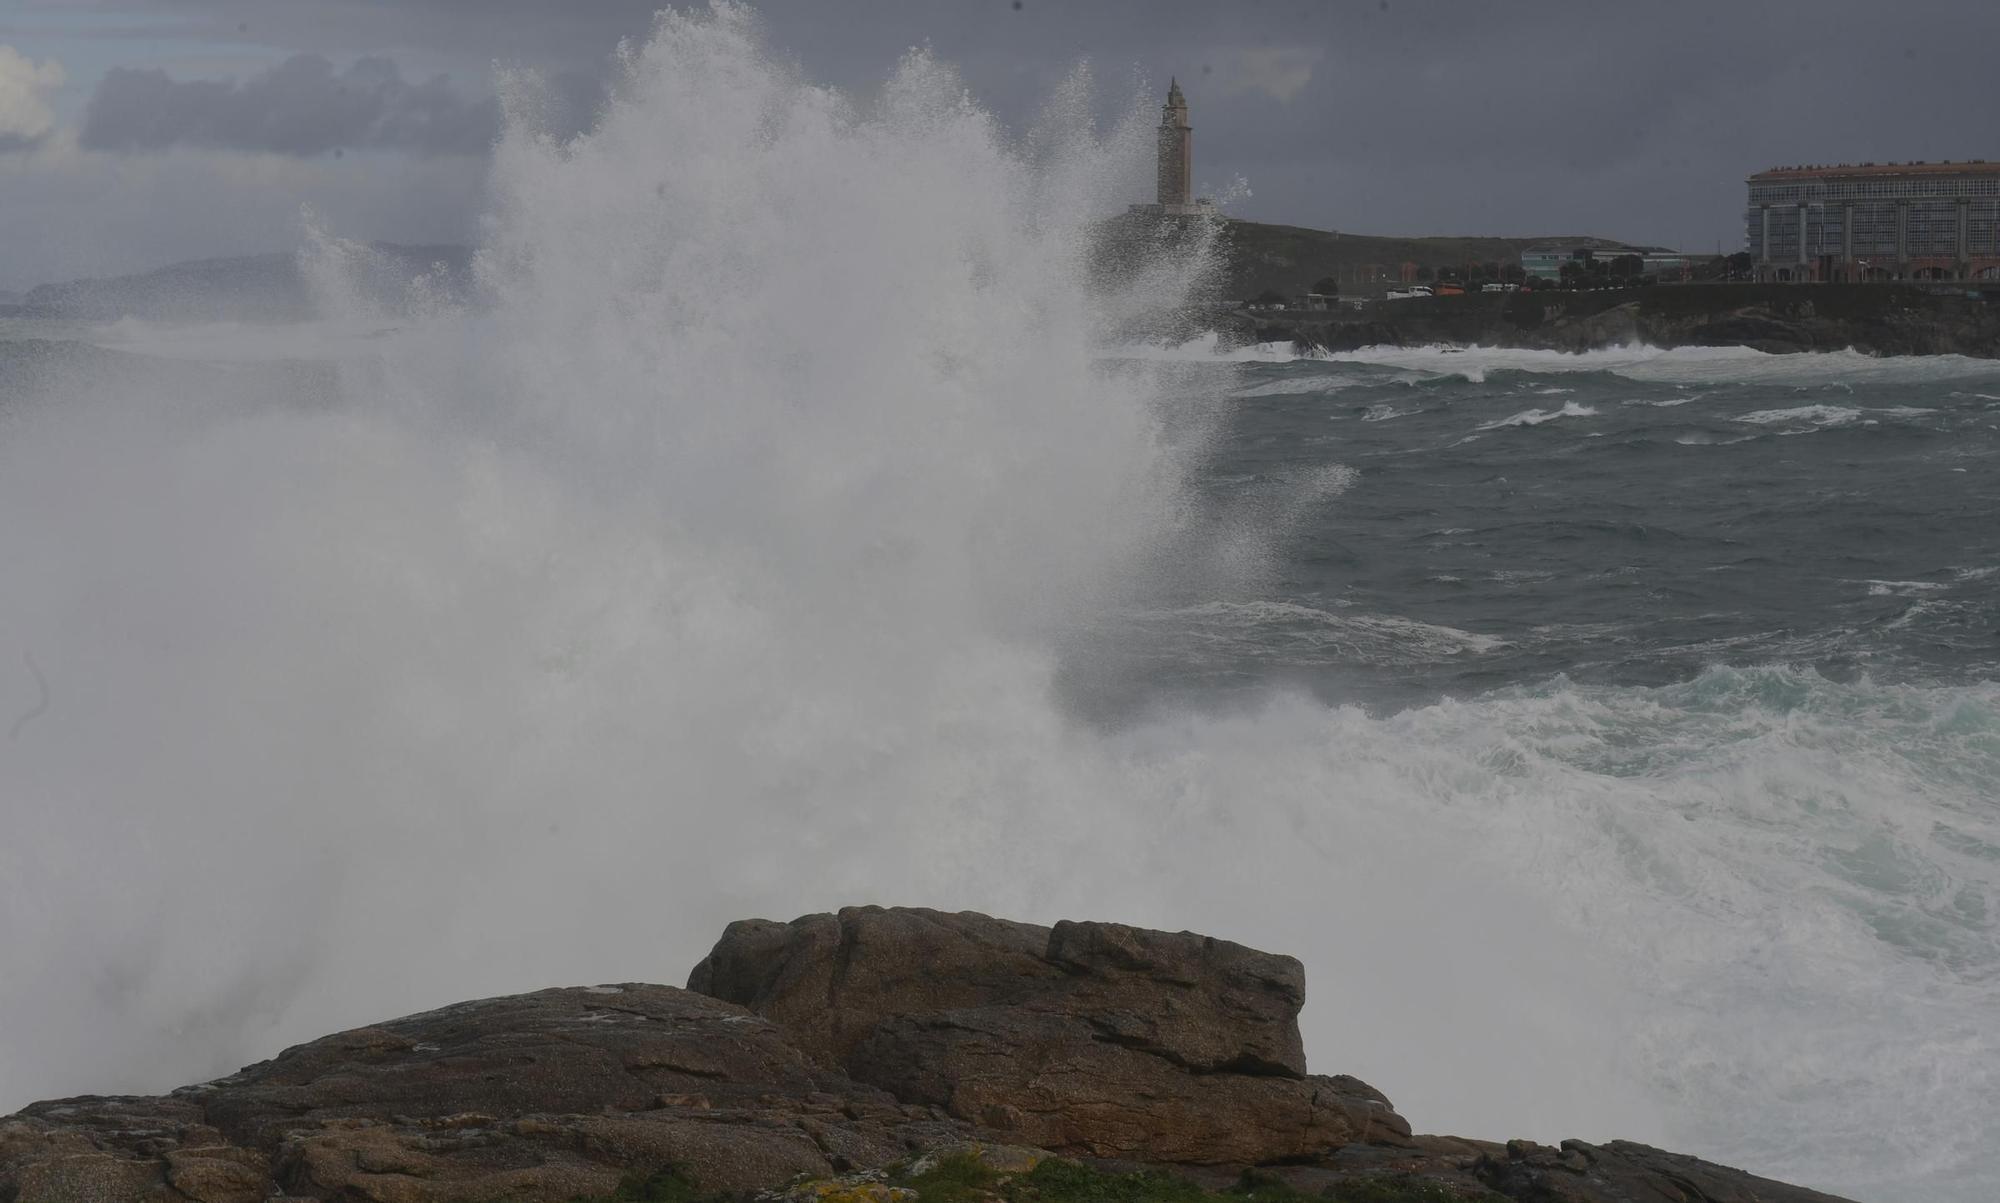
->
<box><xmin>2</xmin><ymin>11</ymin><xmax>1997</xmax><ymax>1203</ymax></box>
<box><xmin>1106</xmin><ymin>342</ymin><xmax>2000</xmax><ymax>711</ymax></box>
<box><xmin>1090</xmin><ymin>342</ymin><xmax>2000</xmax><ymax>1201</ymax></box>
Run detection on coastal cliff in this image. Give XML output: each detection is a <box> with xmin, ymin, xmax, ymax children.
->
<box><xmin>1</xmin><ymin>908</ymin><xmax>1854</xmax><ymax>1203</ymax></box>
<box><xmin>1224</xmin><ymin>284</ymin><xmax>2000</xmax><ymax>358</ymax></box>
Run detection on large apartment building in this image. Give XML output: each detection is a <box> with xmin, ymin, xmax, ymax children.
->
<box><xmin>1747</xmin><ymin>161</ymin><xmax>2000</xmax><ymax>282</ymax></box>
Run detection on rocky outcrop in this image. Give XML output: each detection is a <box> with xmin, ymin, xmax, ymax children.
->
<box><xmin>688</xmin><ymin>909</ymin><xmax>1311</xmax><ymax>1079</ymax></box>
<box><xmin>0</xmin><ymin>985</ymin><xmax>962</xmax><ymax>1203</ymax></box>
<box><xmin>688</xmin><ymin>907</ymin><xmax>1399</xmax><ymax>1164</ymax></box>
<box><xmin>1202</xmin><ymin>1136</ymin><xmax>1857</xmax><ymax>1202</ymax></box>
<box><xmin>0</xmin><ymin>908</ymin><xmax>1859</xmax><ymax>1203</ymax></box>
<box><xmin>687</xmin><ymin>909</ymin><xmax>1065</xmax><ymax>1070</ymax></box>
<box><xmin>1469</xmin><ymin>1139</ymin><xmax>1857</xmax><ymax>1203</ymax></box>
<box><xmin>1232</xmin><ymin>282</ymin><xmax>2000</xmax><ymax>358</ymax></box>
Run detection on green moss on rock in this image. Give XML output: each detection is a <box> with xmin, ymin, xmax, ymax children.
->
<box><xmin>900</xmin><ymin>1152</ymin><xmax>1004</xmax><ymax>1203</ymax></box>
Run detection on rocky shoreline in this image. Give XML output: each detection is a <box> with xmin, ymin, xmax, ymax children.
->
<box><xmin>1</xmin><ymin>907</ymin><xmax>1854</xmax><ymax>1203</ymax></box>
<box><xmin>1222</xmin><ymin>283</ymin><xmax>2000</xmax><ymax>359</ymax></box>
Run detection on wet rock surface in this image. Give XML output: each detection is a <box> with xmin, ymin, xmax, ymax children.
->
<box><xmin>2</xmin><ymin>984</ymin><xmax>959</xmax><ymax>1203</ymax></box>
<box><xmin>690</xmin><ymin>907</ymin><xmax>1395</xmax><ymax>1164</ymax></box>
<box><xmin>2</xmin><ymin>909</ymin><xmax>1856</xmax><ymax>1203</ymax></box>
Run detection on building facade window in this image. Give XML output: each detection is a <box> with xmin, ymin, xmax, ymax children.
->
<box><xmin>1746</xmin><ymin>163</ymin><xmax>2000</xmax><ymax>279</ymax></box>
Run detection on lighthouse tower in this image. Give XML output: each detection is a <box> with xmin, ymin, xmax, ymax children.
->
<box><xmin>1157</xmin><ymin>78</ymin><xmax>1193</xmax><ymax>209</ymax></box>
<box><xmin>1128</xmin><ymin>79</ymin><xmax>1214</xmax><ymax>218</ymax></box>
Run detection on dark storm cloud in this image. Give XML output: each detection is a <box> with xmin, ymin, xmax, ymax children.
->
<box><xmin>80</xmin><ymin>54</ymin><xmax>499</xmax><ymax>156</ymax></box>
<box><xmin>32</xmin><ymin>0</ymin><xmax>2000</xmax><ymax>246</ymax></box>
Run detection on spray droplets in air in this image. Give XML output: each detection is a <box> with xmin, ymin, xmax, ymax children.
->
<box><xmin>11</xmin><ymin>9</ymin><xmax>2000</xmax><ymax>1202</ymax></box>
<box><xmin>0</xmin><ymin>0</ymin><xmax>1253</xmax><ymax>1105</ymax></box>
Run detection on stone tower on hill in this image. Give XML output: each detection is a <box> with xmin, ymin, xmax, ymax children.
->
<box><xmin>1130</xmin><ymin>80</ymin><xmax>1216</xmax><ymax>218</ymax></box>
<box><xmin>1157</xmin><ymin>78</ymin><xmax>1192</xmax><ymax>208</ymax></box>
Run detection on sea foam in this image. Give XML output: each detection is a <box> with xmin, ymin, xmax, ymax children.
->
<box><xmin>0</xmin><ymin>10</ymin><xmax>1996</xmax><ymax>1203</ymax></box>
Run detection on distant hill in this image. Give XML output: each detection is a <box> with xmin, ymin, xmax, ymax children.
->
<box><xmin>12</xmin><ymin>244</ymin><xmax>475</xmax><ymax>323</ymax></box>
<box><xmin>6</xmin><ymin>219</ymin><xmax>1655</xmax><ymax>325</ymax></box>
<box><xmin>1093</xmin><ymin>213</ymin><xmax>1658</xmax><ymax>305</ymax></box>
<box><xmin>1215</xmin><ymin>219</ymin><xmax>1648</xmax><ymax>299</ymax></box>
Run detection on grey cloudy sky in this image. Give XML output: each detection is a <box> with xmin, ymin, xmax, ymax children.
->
<box><xmin>2</xmin><ymin>0</ymin><xmax>1997</xmax><ymax>291</ymax></box>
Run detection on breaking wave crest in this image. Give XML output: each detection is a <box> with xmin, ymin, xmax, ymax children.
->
<box><xmin>1126</xmin><ymin>600</ymin><xmax>1510</xmax><ymax>663</ymax></box>
<box><xmin>1476</xmin><ymin>400</ymin><xmax>1600</xmax><ymax>430</ymax></box>
<box><xmin>1188</xmin><ymin>338</ymin><xmax>2000</xmax><ymax>389</ymax></box>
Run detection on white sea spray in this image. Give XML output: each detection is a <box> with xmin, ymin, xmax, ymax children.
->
<box><xmin>1</xmin><ymin>10</ymin><xmax>1998</xmax><ymax>1203</ymax></box>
